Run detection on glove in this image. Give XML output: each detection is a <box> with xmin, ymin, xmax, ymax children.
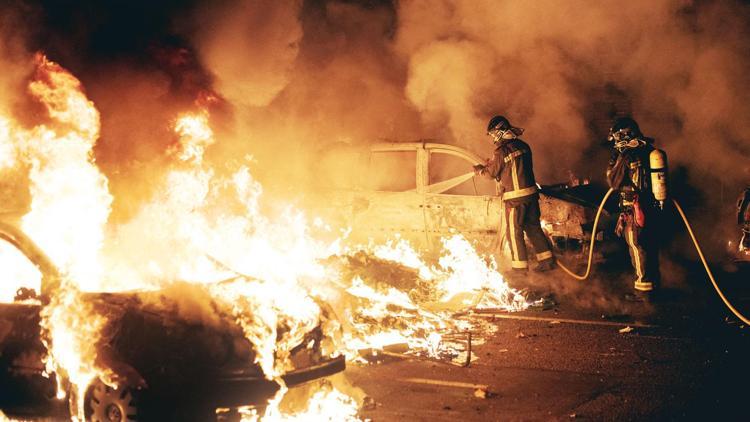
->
<box><xmin>615</xmin><ymin>213</ymin><xmax>627</xmax><ymax>237</ymax></box>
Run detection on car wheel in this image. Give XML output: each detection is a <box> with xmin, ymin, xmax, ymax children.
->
<box><xmin>84</xmin><ymin>378</ymin><xmax>140</xmax><ymax>422</ymax></box>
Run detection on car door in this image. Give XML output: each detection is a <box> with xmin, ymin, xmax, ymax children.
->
<box><xmin>421</xmin><ymin>144</ymin><xmax>505</xmax><ymax>254</ymax></box>
<box><xmin>321</xmin><ymin>144</ymin><xmax>429</xmax><ymax>248</ymax></box>
<box><xmin>0</xmin><ymin>222</ymin><xmax>55</xmax><ymax>414</ymax></box>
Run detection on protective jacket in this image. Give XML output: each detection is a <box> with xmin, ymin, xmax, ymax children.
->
<box><xmin>485</xmin><ymin>138</ymin><xmax>538</xmax><ymax>202</ymax></box>
<box><xmin>482</xmin><ymin>138</ymin><xmax>552</xmax><ymax>270</ymax></box>
<box><xmin>606</xmin><ymin>141</ymin><xmax>657</xmax><ymax>208</ymax></box>
<box><xmin>739</xmin><ymin>187</ymin><xmax>750</xmax><ymax>254</ymax></box>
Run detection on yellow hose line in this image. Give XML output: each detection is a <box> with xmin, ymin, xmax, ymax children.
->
<box><xmin>556</xmin><ymin>188</ymin><xmax>615</xmax><ymax>280</ymax></box>
<box><xmin>554</xmin><ymin>188</ymin><xmax>749</xmax><ymax>324</ymax></box>
<box><xmin>672</xmin><ymin>199</ymin><xmax>750</xmax><ymax>325</ymax></box>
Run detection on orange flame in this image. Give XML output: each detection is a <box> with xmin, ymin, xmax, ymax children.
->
<box><xmin>0</xmin><ymin>53</ymin><xmax>530</xmax><ymax>420</ymax></box>
<box><xmin>1</xmin><ymin>54</ymin><xmax>114</xmax><ymax>419</ymax></box>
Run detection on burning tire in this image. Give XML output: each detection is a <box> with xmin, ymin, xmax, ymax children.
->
<box><xmin>83</xmin><ymin>379</ymin><xmax>141</xmax><ymax>422</ymax></box>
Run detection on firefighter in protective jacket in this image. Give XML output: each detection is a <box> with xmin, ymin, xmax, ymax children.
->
<box><xmin>475</xmin><ymin>115</ymin><xmax>555</xmax><ymax>272</ymax></box>
<box><xmin>606</xmin><ymin>117</ymin><xmax>664</xmax><ymax>298</ymax></box>
<box><xmin>738</xmin><ymin>187</ymin><xmax>750</xmax><ymax>259</ymax></box>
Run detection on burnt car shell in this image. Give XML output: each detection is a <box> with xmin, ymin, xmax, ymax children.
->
<box><xmin>0</xmin><ymin>221</ymin><xmax>344</xmax><ymax>418</ymax></box>
<box><xmin>309</xmin><ymin>141</ymin><xmax>614</xmax><ymax>255</ymax></box>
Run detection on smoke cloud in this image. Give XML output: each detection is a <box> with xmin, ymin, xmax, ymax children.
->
<box><xmin>190</xmin><ymin>0</ymin><xmax>304</xmax><ymax>107</ymax></box>
<box><xmin>3</xmin><ymin>0</ymin><xmax>750</xmax><ymax>257</ymax></box>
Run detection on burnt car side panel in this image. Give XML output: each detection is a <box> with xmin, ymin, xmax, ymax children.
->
<box><xmin>324</xmin><ymin>190</ymin><xmax>428</xmax><ymax>247</ymax></box>
<box><xmin>423</xmin><ymin>193</ymin><xmax>503</xmax><ymax>251</ymax></box>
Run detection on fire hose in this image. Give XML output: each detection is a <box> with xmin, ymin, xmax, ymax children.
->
<box><xmin>556</xmin><ymin>188</ymin><xmax>750</xmax><ymax>325</ymax></box>
<box><xmin>555</xmin><ymin>188</ymin><xmax>614</xmax><ymax>281</ymax></box>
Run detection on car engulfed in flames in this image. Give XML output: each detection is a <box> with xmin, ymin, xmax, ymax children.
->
<box><xmin>0</xmin><ymin>221</ymin><xmax>345</xmax><ymax>421</ymax></box>
<box><xmin>0</xmin><ymin>53</ymin><xmax>531</xmax><ymax>422</ymax></box>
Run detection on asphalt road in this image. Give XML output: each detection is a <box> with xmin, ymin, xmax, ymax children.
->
<box><xmin>349</xmin><ymin>265</ymin><xmax>750</xmax><ymax>421</ymax></box>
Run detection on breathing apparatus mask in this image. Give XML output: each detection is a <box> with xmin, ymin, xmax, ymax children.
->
<box><xmin>608</xmin><ymin>117</ymin><xmax>645</xmax><ymax>152</ymax></box>
<box><xmin>610</xmin><ymin>129</ymin><xmax>646</xmax><ymax>152</ymax></box>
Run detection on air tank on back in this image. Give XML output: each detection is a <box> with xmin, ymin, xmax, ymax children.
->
<box><xmin>650</xmin><ymin>148</ymin><xmax>668</xmax><ymax>209</ymax></box>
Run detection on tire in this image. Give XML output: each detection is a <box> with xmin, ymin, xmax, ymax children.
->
<box><xmin>83</xmin><ymin>378</ymin><xmax>141</xmax><ymax>422</ymax></box>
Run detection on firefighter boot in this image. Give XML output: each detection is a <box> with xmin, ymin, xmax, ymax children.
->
<box><xmin>533</xmin><ymin>258</ymin><xmax>556</xmax><ymax>273</ymax></box>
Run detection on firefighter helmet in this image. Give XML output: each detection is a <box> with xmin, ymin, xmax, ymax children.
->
<box><xmin>487</xmin><ymin>115</ymin><xmax>511</xmax><ymax>132</ymax></box>
<box><xmin>608</xmin><ymin>117</ymin><xmax>642</xmax><ymax>142</ymax></box>
<box><xmin>487</xmin><ymin>115</ymin><xmax>524</xmax><ymax>142</ymax></box>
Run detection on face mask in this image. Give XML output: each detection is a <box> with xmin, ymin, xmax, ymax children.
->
<box><xmin>488</xmin><ymin>128</ymin><xmax>515</xmax><ymax>144</ymax></box>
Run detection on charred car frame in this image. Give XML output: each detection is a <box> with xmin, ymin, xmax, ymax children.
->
<box><xmin>0</xmin><ymin>222</ymin><xmax>345</xmax><ymax>421</ymax></box>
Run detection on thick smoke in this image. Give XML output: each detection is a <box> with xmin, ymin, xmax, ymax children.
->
<box><xmin>395</xmin><ymin>1</ymin><xmax>750</xmax><ymax>183</ymax></box>
<box><xmin>393</xmin><ymin>0</ymin><xmax>750</xmax><ymax>254</ymax></box>
<box><xmin>190</xmin><ymin>0</ymin><xmax>304</xmax><ymax>107</ymax></box>
<box><xmin>176</xmin><ymin>0</ymin><xmax>750</xmax><ymax>255</ymax></box>
<box><xmin>4</xmin><ymin>0</ymin><xmax>750</xmax><ymax>256</ymax></box>
<box><xmin>181</xmin><ymin>0</ymin><xmax>424</xmax><ymax>196</ymax></box>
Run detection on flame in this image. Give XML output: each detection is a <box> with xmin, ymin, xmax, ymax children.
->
<box><xmin>171</xmin><ymin>111</ymin><xmax>214</xmax><ymax>164</ymax></box>
<box><xmin>18</xmin><ymin>55</ymin><xmax>113</xmax><ymax>420</ymax></box>
<box><xmin>254</xmin><ymin>386</ymin><xmax>360</xmax><ymax>422</ymax></box>
<box><xmin>22</xmin><ymin>54</ymin><xmax>112</xmax><ymax>291</ymax></box>
<box><xmin>0</xmin><ymin>117</ymin><xmax>17</xmax><ymax>170</ymax></box>
<box><xmin>0</xmin><ymin>54</ymin><xmax>530</xmax><ymax>420</ymax></box>
<box><xmin>334</xmin><ymin>235</ymin><xmax>525</xmax><ymax>360</ymax></box>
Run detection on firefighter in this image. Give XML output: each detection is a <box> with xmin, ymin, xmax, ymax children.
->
<box><xmin>737</xmin><ymin>187</ymin><xmax>750</xmax><ymax>258</ymax></box>
<box><xmin>474</xmin><ymin>115</ymin><xmax>555</xmax><ymax>273</ymax></box>
<box><xmin>606</xmin><ymin>117</ymin><xmax>665</xmax><ymax>301</ymax></box>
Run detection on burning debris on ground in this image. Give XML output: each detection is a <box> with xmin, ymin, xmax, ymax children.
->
<box><xmin>2</xmin><ymin>1</ymin><xmax>750</xmax><ymax>421</ymax></box>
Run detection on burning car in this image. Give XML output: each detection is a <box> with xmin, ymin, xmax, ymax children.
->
<box><xmin>311</xmin><ymin>141</ymin><xmax>613</xmax><ymax>256</ymax></box>
<box><xmin>0</xmin><ymin>221</ymin><xmax>345</xmax><ymax>421</ymax></box>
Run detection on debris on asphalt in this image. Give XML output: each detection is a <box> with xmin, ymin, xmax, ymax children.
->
<box><xmin>516</xmin><ymin>331</ymin><xmax>527</xmax><ymax>338</ymax></box>
<box><xmin>529</xmin><ymin>295</ymin><xmax>557</xmax><ymax>311</ymax></box>
<box><xmin>474</xmin><ymin>388</ymin><xmax>487</xmax><ymax>399</ymax></box>
<box><xmin>465</xmin><ymin>331</ymin><xmax>472</xmax><ymax>367</ymax></box>
<box><xmin>619</xmin><ymin>326</ymin><xmax>634</xmax><ymax>334</ymax></box>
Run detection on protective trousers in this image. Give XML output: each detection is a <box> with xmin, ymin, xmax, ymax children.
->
<box><xmin>504</xmin><ymin>198</ymin><xmax>554</xmax><ymax>270</ymax></box>
<box><xmin>622</xmin><ymin>214</ymin><xmax>660</xmax><ymax>291</ymax></box>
